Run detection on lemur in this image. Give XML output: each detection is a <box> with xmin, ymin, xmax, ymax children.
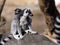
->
<box><xmin>0</xmin><ymin>8</ymin><xmax>38</xmax><ymax>45</ymax></box>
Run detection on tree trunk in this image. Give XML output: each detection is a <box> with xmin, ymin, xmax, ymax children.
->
<box><xmin>0</xmin><ymin>0</ymin><xmax>6</xmax><ymax>21</ymax></box>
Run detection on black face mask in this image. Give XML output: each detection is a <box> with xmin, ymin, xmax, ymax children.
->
<box><xmin>26</xmin><ymin>10</ymin><xmax>33</xmax><ymax>16</ymax></box>
<box><xmin>15</xmin><ymin>8</ymin><xmax>22</xmax><ymax>15</ymax></box>
<box><xmin>14</xmin><ymin>8</ymin><xmax>24</xmax><ymax>21</ymax></box>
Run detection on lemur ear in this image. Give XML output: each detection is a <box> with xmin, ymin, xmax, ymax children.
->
<box><xmin>15</xmin><ymin>8</ymin><xmax>22</xmax><ymax>15</ymax></box>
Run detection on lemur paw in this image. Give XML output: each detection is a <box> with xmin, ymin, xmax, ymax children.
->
<box><xmin>25</xmin><ymin>30</ymin><xmax>38</xmax><ymax>35</ymax></box>
<box><xmin>30</xmin><ymin>31</ymin><xmax>38</xmax><ymax>35</ymax></box>
<box><xmin>20</xmin><ymin>35</ymin><xmax>24</xmax><ymax>40</ymax></box>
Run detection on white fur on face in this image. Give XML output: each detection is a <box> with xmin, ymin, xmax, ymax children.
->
<box><xmin>15</xmin><ymin>10</ymin><xmax>19</xmax><ymax>13</ymax></box>
<box><xmin>23</xmin><ymin>9</ymin><xmax>29</xmax><ymax>17</ymax></box>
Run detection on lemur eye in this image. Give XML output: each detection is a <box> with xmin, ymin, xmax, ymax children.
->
<box><xmin>26</xmin><ymin>10</ymin><xmax>28</xmax><ymax>13</ymax></box>
<box><xmin>29</xmin><ymin>11</ymin><xmax>31</xmax><ymax>14</ymax></box>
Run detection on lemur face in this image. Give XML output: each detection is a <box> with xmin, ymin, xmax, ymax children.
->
<box><xmin>15</xmin><ymin>8</ymin><xmax>23</xmax><ymax>16</ymax></box>
<box><xmin>23</xmin><ymin>8</ymin><xmax>33</xmax><ymax>17</ymax></box>
<box><xmin>15</xmin><ymin>8</ymin><xmax>33</xmax><ymax>17</ymax></box>
<box><xmin>14</xmin><ymin>8</ymin><xmax>33</xmax><ymax>21</ymax></box>
<box><xmin>14</xmin><ymin>8</ymin><xmax>23</xmax><ymax>20</ymax></box>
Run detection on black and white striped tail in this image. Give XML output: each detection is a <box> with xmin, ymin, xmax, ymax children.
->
<box><xmin>54</xmin><ymin>16</ymin><xmax>60</xmax><ymax>44</ymax></box>
<box><xmin>0</xmin><ymin>34</ymin><xmax>12</xmax><ymax>45</ymax></box>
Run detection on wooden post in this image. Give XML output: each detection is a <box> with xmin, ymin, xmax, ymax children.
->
<box><xmin>0</xmin><ymin>0</ymin><xmax>6</xmax><ymax>21</ymax></box>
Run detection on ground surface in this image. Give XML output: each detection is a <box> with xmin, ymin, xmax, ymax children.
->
<box><xmin>0</xmin><ymin>0</ymin><xmax>59</xmax><ymax>45</ymax></box>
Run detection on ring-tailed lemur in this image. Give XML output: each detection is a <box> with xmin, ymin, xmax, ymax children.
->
<box><xmin>20</xmin><ymin>8</ymin><xmax>38</xmax><ymax>35</ymax></box>
<box><xmin>0</xmin><ymin>8</ymin><xmax>22</xmax><ymax>45</ymax></box>
<box><xmin>0</xmin><ymin>8</ymin><xmax>38</xmax><ymax>45</ymax></box>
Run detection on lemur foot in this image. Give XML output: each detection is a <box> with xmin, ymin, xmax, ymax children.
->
<box><xmin>13</xmin><ymin>34</ymin><xmax>25</xmax><ymax>40</ymax></box>
<box><xmin>25</xmin><ymin>30</ymin><xmax>38</xmax><ymax>35</ymax></box>
<box><xmin>20</xmin><ymin>35</ymin><xmax>24</xmax><ymax>40</ymax></box>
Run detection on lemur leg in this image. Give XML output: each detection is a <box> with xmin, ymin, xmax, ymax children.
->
<box><xmin>25</xmin><ymin>26</ymin><xmax>38</xmax><ymax>34</ymax></box>
<box><xmin>11</xmin><ymin>21</ymin><xmax>24</xmax><ymax>40</ymax></box>
<box><xmin>13</xmin><ymin>27</ymin><xmax>25</xmax><ymax>40</ymax></box>
<box><xmin>13</xmin><ymin>29</ymin><xmax>24</xmax><ymax>40</ymax></box>
<box><xmin>18</xmin><ymin>27</ymin><xmax>25</xmax><ymax>39</ymax></box>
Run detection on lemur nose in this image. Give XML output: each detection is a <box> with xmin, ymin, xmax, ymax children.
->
<box><xmin>16</xmin><ymin>31</ymin><xmax>19</xmax><ymax>35</ymax></box>
<box><xmin>30</xmin><ymin>14</ymin><xmax>33</xmax><ymax>16</ymax></box>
